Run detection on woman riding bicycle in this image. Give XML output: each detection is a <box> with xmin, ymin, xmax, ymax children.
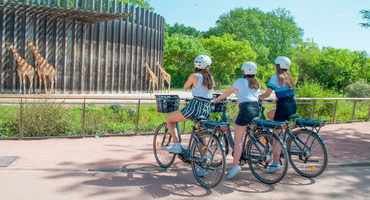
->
<box><xmin>165</xmin><ymin>55</ymin><xmax>215</xmax><ymax>154</ymax></box>
<box><xmin>211</xmin><ymin>62</ymin><xmax>261</xmax><ymax>179</ymax></box>
<box><xmin>259</xmin><ymin>56</ymin><xmax>297</xmax><ymax>172</ymax></box>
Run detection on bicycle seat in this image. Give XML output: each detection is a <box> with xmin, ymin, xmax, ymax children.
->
<box><xmin>289</xmin><ymin>114</ymin><xmax>299</xmax><ymax>120</ymax></box>
<box><xmin>191</xmin><ymin>116</ymin><xmax>208</xmax><ymax>121</ymax></box>
<box><xmin>295</xmin><ymin>118</ymin><xmax>326</xmax><ymax>127</ymax></box>
<box><xmin>199</xmin><ymin>120</ymin><xmax>230</xmax><ymax>130</ymax></box>
<box><xmin>252</xmin><ymin>117</ymin><xmax>260</xmax><ymax>121</ymax></box>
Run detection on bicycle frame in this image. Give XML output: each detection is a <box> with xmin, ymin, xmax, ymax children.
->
<box><xmin>174</xmin><ymin>121</ymin><xmax>205</xmax><ymax>163</ymax></box>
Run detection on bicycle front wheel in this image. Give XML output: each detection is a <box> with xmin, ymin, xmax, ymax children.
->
<box><xmin>246</xmin><ymin>132</ymin><xmax>288</xmax><ymax>184</ymax></box>
<box><xmin>286</xmin><ymin>129</ymin><xmax>328</xmax><ymax>178</ymax></box>
<box><xmin>190</xmin><ymin>133</ymin><xmax>226</xmax><ymax>189</ymax></box>
<box><xmin>153</xmin><ymin>122</ymin><xmax>176</xmax><ymax>168</ymax></box>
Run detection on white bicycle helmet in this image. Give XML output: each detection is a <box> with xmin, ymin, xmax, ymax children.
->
<box><xmin>241</xmin><ymin>62</ymin><xmax>258</xmax><ymax>75</ymax></box>
<box><xmin>194</xmin><ymin>55</ymin><xmax>212</xmax><ymax>69</ymax></box>
<box><xmin>274</xmin><ymin>56</ymin><xmax>291</xmax><ymax>69</ymax></box>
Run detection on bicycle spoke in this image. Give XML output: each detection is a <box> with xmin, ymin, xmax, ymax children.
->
<box><xmin>287</xmin><ymin>129</ymin><xmax>328</xmax><ymax>178</ymax></box>
<box><xmin>191</xmin><ymin>133</ymin><xmax>226</xmax><ymax>189</ymax></box>
<box><xmin>246</xmin><ymin>132</ymin><xmax>288</xmax><ymax>184</ymax></box>
<box><xmin>153</xmin><ymin>123</ymin><xmax>176</xmax><ymax>168</ymax></box>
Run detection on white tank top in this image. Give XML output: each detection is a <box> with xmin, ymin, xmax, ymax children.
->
<box><xmin>192</xmin><ymin>73</ymin><xmax>213</xmax><ymax>99</ymax></box>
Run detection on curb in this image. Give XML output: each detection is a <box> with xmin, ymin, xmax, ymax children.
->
<box><xmin>90</xmin><ymin>161</ymin><xmax>370</xmax><ymax>173</ymax></box>
<box><xmin>327</xmin><ymin>161</ymin><xmax>370</xmax><ymax>168</ymax></box>
<box><xmin>2</xmin><ymin>162</ymin><xmax>370</xmax><ymax>174</ymax></box>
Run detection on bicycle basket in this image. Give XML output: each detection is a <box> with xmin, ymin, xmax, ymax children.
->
<box><xmin>211</xmin><ymin>93</ymin><xmax>227</xmax><ymax>113</ymax></box>
<box><xmin>155</xmin><ymin>95</ymin><xmax>180</xmax><ymax>113</ymax></box>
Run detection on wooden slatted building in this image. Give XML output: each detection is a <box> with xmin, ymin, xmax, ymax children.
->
<box><xmin>0</xmin><ymin>0</ymin><xmax>165</xmax><ymax>94</ymax></box>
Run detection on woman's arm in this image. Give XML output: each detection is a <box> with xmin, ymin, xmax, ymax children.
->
<box><xmin>183</xmin><ymin>74</ymin><xmax>197</xmax><ymax>90</ymax></box>
<box><xmin>211</xmin><ymin>86</ymin><xmax>236</xmax><ymax>103</ymax></box>
<box><xmin>259</xmin><ymin>88</ymin><xmax>273</xmax><ymax>99</ymax></box>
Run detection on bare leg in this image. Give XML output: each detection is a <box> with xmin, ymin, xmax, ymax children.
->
<box><xmin>268</xmin><ymin>109</ymin><xmax>281</xmax><ymax>163</ymax></box>
<box><xmin>165</xmin><ymin>110</ymin><xmax>188</xmax><ymax>143</ymax></box>
<box><xmin>232</xmin><ymin>124</ymin><xmax>247</xmax><ymax>167</ymax></box>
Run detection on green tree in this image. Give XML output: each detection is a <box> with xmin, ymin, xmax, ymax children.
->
<box><xmin>166</xmin><ymin>23</ymin><xmax>203</xmax><ymax>37</ymax></box>
<box><xmin>205</xmin><ymin>7</ymin><xmax>269</xmax><ymax>65</ymax></box>
<box><xmin>294</xmin><ymin>39</ymin><xmax>323</xmax><ymax>83</ymax></box>
<box><xmin>205</xmin><ymin>7</ymin><xmax>303</xmax><ymax>66</ymax></box>
<box><xmin>265</xmin><ymin>8</ymin><xmax>304</xmax><ymax>61</ymax></box>
<box><xmin>359</xmin><ymin>9</ymin><xmax>370</xmax><ymax>29</ymax></box>
<box><xmin>201</xmin><ymin>34</ymin><xmax>257</xmax><ymax>85</ymax></box>
<box><xmin>164</xmin><ymin>33</ymin><xmax>209</xmax><ymax>86</ymax></box>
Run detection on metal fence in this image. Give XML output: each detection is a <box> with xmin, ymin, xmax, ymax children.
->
<box><xmin>0</xmin><ymin>95</ymin><xmax>369</xmax><ymax>139</ymax></box>
<box><xmin>0</xmin><ymin>0</ymin><xmax>165</xmax><ymax>94</ymax></box>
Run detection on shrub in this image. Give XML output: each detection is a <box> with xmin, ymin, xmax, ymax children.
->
<box><xmin>345</xmin><ymin>79</ymin><xmax>370</xmax><ymax>98</ymax></box>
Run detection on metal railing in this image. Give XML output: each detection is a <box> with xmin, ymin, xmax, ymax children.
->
<box><xmin>0</xmin><ymin>95</ymin><xmax>369</xmax><ymax>139</ymax></box>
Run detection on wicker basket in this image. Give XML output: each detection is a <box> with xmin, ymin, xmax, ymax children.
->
<box><xmin>155</xmin><ymin>95</ymin><xmax>180</xmax><ymax>113</ymax></box>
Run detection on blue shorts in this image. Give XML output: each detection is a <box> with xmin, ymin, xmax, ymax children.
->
<box><xmin>235</xmin><ymin>102</ymin><xmax>260</xmax><ymax>126</ymax></box>
<box><xmin>180</xmin><ymin>96</ymin><xmax>211</xmax><ymax>119</ymax></box>
<box><xmin>274</xmin><ymin>96</ymin><xmax>296</xmax><ymax>121</ymax></box>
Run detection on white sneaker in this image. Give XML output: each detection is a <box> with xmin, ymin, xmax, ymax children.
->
<box><xmin>226</xmin><ymin>165</ymin><xmax>241</xmax><ymax>179</ymax></box>
<box><xmin>264</xmin><ymin>164</ymin><xmax>281</xmax><ymax>173</ymax></box>
<box><xmin>196</xmin><ymin>169</ymin><xmax>208</xmax><ymax>177</ymax></box>
<box><xmin>165</xmin><ymin>143</ymin><xmax>183</xmax><ymax>153</ymax></box>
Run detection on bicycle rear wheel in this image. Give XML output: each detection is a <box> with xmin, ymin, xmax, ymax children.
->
<box><xmin>286</xmin><ymin>129</ymin><xmax>328</xmax><ymax>178</ymax></box>
<box><xmin>153</xmin><ymin>122</ymin><xmax>176</xmax><ymax>168</ymax></box>
<box><xmin>190</xmin><ymin>133</ymin><xmax>226</xmax><ymax>188</ymax></box>
<box><xmin>214</xmin><ymin>129</ymin><xmax>229</xmax><ymax>155</ymax></box>
<box><xmin>246</xmin><ymin>132</ymin><xmax>288</xmax><ymax>184</ymax></box>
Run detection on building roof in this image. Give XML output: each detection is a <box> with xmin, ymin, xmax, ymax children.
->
<box><xmin>0</xmin><ymin>1</ymin><xmax>131</xmax><ymax>24</ymax></box>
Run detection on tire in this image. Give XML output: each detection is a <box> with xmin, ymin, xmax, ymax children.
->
<box><xmin>214</xmin><ymin>129</ymin><xmax>229</xmax><ymax>155</ymax></box>
<box><xmin>153</xmin><ymin>122</ymin><xmax>176</xmax><ymax>168</ymax></box>
<box><xmin>246</xmin><ymin>131</ymin><xmax>288</xmax><ymax>184</ymax></box>
<box><xmin>190</xmin><ymin>133</ymin><xmax>226</xmax><ymax>188</ymax></box>
<box><xmin>286</xmin><ymin>129</ymin><xmax>328</xmax><ymax>178</ymax></box>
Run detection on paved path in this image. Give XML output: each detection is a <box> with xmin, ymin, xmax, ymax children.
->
<box><xmin>1</xmin><ymin>121</ymin><xmax>369</xmax><ymax>170</ymax></box>
<box><xmin>0</xmin><ymin>121</ymin><xmax>369</xmax><ymax>199</ymax></box>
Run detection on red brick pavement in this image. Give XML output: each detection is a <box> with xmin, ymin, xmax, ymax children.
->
<box><xmin>0</xmin><ymin>122</ymin><xmax>369</xmax><ymax>170</ymax></box>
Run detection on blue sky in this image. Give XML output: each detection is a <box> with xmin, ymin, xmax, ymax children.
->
<box><xmin>149</xmin><ymin>0</ymin><xmax>370</xmax><ymax>54</ymax></box>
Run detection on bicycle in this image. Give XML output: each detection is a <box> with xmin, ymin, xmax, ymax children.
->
<box><xmin>152</xmin><ymin>95</ymin><xmax>227</xmax><ymax>188</ymax></box>
<box><xmin>257</xmin><ymin>99</ymin><xmax>329</xmax><ymax>178</ymax></box>
<box><xmin>209</xmin><ymin>95</ymin><xmax>289</xmax><ymax>184</ymax></box>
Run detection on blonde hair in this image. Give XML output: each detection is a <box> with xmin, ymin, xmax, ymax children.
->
<box><xmin>195</xmin><ymin>67</ymin><xmax>214</xmax><ymax>90</ymax></box>
<box><xmin>276</xmin><ymin>65</ymin><xmax>295</xmax><ymax>89</ymax></box>
<box><xmin>244</xmin><ymin>75</ymin><xmax>260</xmax><ymax>90</ymax></box>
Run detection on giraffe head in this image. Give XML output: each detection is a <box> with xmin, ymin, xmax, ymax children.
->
<box><xmin>26</xmin><ymin>39</ymin><xmax>34</xmax><ymax>47</ymax></box>
<box><xmin>143</xmin><ymin>62</ymin><xmax>148</xmax><ymax>68</ymax></box>
<box><xmin>6</xmin><ymin>42</ymin><xmax>14</xmax><ymax>50</ymax></box>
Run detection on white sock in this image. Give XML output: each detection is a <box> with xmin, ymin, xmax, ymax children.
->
<box><xmin>174</xmin><ymin>142</ymin><xmax>181</xmax><ymax>147</ymax></box>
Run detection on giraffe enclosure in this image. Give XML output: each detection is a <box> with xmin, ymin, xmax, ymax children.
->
<box><xmin>0</xmin><ymin>0</ymin><xmax>165</xmax><ymax>94</ymax></box>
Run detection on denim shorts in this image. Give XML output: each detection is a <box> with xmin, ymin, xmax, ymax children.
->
<box><xmin>274</xmin><ymin>96</ymin><xmax>297</xmax><ymax>121</ymax></box>
<box><xmin>235</xmin><ymin>101</ymin><xmax>260</xmax><ymax>126</ymax></box>
<box><xmin>180</xmin><ymin>96</ymin><xmax>211</xmax><ymax>119</ymax></box>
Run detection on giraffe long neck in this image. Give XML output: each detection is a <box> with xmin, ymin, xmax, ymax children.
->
<box><xmin>9</xmin><ymin>47</ymin><xmax>25</xmax><ymax>64</ymax></box>
<box><xmin>29</xmin><ymin>43</ymin><xmax>45</xmax><ymax>63</ymax></box>
<box><xmin>144</xmin><ymin>64</ymin><xmax>151</xmax><ymax>72</ymax></box>
<box><xmin>157</xmin><ymin>65</ymin><xmax>165</xmax><ymax>73</ymax></box>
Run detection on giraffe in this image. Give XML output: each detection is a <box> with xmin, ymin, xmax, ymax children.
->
<box><xmin>155</xmin><ymin>61</ymin><xmax>171</xmax><ymax>93</ymax></box>
<box><xmin>26</xmin><ymin>39</ymin><xmax>56</xmax><ymax>94</ymax></box>
<box><xmin>6</xmin><ymin>43</ymin><xmax>35</xmax><ymax>94</ymax></box>
<box><xmin>142</xmin><ymin>62</ymin><xmax>158</xmax><ymax>93</ymax></box>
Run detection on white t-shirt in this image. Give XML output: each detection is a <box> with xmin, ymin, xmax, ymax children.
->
<box><xmin>232</xmin><ymin>78</ymin><xmax>260</xmax><ymax>103</ymax></box>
